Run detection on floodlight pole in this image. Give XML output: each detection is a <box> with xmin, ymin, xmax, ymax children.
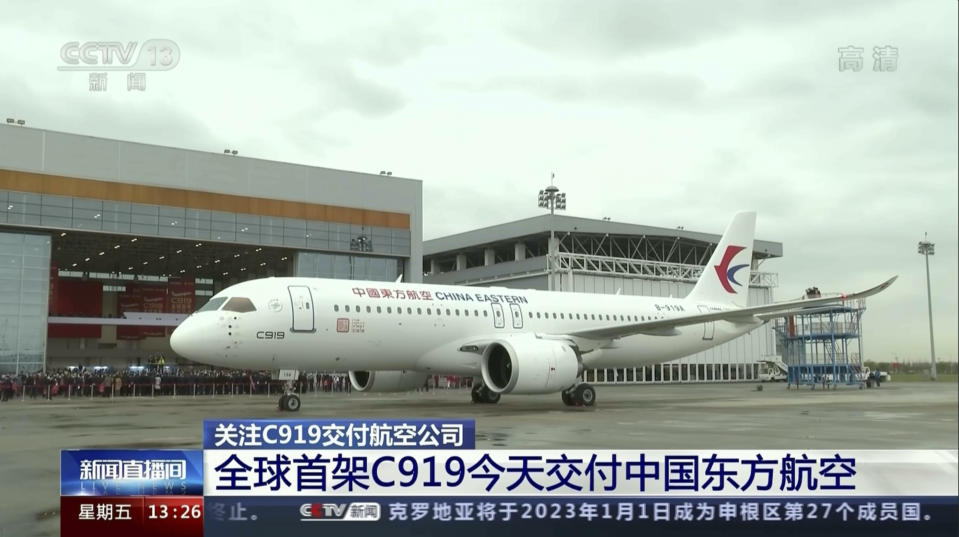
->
<box><xmin>538</xmin><ymin>176</ymin><xmax>565</xmax><ymax>291</ymax></box>
<box><xmin>918</xmin><ymin>234</ymin><xmax>936</xmax><ymax>380</ymax></box>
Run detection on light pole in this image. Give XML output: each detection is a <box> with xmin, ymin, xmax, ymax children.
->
<box><xmin>538</xmin><ymin>175</ymin><xmax>566</xmax><ymax>291</ymax></box>
<box><xmin>917</xmin><ymin>234</ymin><xmax>936</xmax><ymax>380</ymax></box>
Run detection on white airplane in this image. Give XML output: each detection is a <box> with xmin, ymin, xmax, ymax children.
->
<box><xmin>170</xmin><ymin>212</ymin><xmax>896</xmax><ymax>411</ymax></box>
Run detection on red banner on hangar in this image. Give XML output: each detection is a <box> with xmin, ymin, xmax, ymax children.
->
<box><xmin>140</xmin><ymin>286</ymin><xmax>167</xmax><ymax>338</ymax></box>
<box><xmin>48</xmin><ymin>279</ymin><xmax>103</xmax><ymax>338</ymax></box>
<box><xmin>166</xmin><ymin>279</ymin><xmax>195</xmax><ymax>314</ymax></box>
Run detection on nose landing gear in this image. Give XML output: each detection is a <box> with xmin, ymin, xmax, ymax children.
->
<box><xmin>278</xmin><ymin>380</ymin><xmax>301</xmax><ymax>411</ymax></box>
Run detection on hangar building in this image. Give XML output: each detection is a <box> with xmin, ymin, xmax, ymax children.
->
<box><xmin>0</xmin><ymin>124</ymin><xmax>422</xmax><ymax>374</ymax></box>
<box><xmin>424</xmin><ymin>214</ymin><xmax>783</xmax><ymax>384</ymax></box>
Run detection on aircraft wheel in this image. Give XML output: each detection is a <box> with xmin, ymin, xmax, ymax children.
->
<box><xmin>483</xmin><ymin>388</ymin><xmax>501</xmax><ymax>404</ymax></box>
<box><xmin>278</xmin><ymin>394</ymin><xmax>289</xmax><ymax>410</ymax></box>
<box><xmin>472</xmin><ymin>384</ymin><xmax>501</xmax><ymax>404</ymax></box>
<box><xmin>283</xmin><ymin>394</ymin><xmax>301</xmax><ymax>412</ymax></box>
<box><xmin>575</xmin><ymin>384</ymin><xmax>596</xmax><ymax>407</ymax></box>
<box><xmin>561</xmin><ymin>390</ymin><xmax>575</xmax><ymax>406</ymax></box>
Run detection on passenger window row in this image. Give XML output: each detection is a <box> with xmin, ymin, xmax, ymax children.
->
<box><xmin>333</xmin><ymin>304</ymin><xmax>491</xmax><ymax>317</ymax></box>
<box><xmin>330</xmin><ymin>304</ymin><xmax>665</xmax><ymax>322</ymax></box>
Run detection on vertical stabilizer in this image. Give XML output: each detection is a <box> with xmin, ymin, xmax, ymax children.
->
<box><xmin>686</xmin><ymin>211</ymin><xmax>756</xmax><ymax>307</ymax></box>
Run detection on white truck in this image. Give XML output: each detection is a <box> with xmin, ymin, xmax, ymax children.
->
<box><xmin>758</xmin><ymin>358</ymin><xmax>788</xmax><ymax>382</ymax></box>
<box><xmin>860</xmin><ymin>366</ymin><xmax>891</xmax><ymax>387</ymax></box>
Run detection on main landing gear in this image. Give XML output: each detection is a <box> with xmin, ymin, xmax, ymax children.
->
<box><xmin>278</xmin><ymin>380</ymin><xmax>301</xmax><ymax>412</ymax></box>
<box><xmin>561</xmin><ymin>383</ymin><xmax>596</xmax><ymax>407</ymax></box>
<box><xmin>471</xmin><ymin>382</ymin><xmax>501</xmax><ymax>404</ymax></box>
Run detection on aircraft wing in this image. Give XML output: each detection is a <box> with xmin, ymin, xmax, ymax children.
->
<box><xmin>564</xmin><ymin>276</ymin><xmax>897</xmax><ymax>341</ymax></box>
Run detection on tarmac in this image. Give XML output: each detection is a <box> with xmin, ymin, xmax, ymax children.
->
<box><xmin>1</xmin><ymin>380</ymin><xmax>956</xmax><ymax>536</ymax></box>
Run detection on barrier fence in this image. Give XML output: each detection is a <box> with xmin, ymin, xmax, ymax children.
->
<box><xmin>0</xmin><ymin>378</ymin><xmax>353</xmax><ymax>402</ymax></box>
<box><xmin>0</xmin><ymin>374</ymin><xmax>471</xmax><ymax>402</ymax></box>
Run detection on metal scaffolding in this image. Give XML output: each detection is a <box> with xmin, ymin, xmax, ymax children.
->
<box><xmin>771</xmin><ymin>300</ymin><xmax>866</xmax><ymax>389</ymax></box>
<box><xmin>554</xmin><ymin>252</ymin><xmax>778</xmax><ymax>287</ymax></box>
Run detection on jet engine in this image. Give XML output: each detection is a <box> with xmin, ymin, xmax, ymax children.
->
<box><xmin>481</xmin><ymin>335</ymin><xmax>580</xmax><ymax>394</ymax></box>
<box><xmin>349</xmin><ymin>370</ymin><xmax>429</xmax><ymax>393</ymax></box>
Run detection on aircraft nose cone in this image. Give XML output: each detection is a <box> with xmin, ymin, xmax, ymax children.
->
<box><xmin>171</xmin><ymin>316</ymin><xmax>229</xmax><ymax>366</ymax></box>
<box><xmin>170</xmin><ymin>319</ymin><xmax>200</xmax><ymax>360</ymax></box>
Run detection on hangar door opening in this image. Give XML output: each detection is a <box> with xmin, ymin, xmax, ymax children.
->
<box><xmin>289</xmin><ymin>286</ymin><xmax>315</xmax><ymax>332</ymax></box>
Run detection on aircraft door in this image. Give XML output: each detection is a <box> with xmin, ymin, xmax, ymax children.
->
<box><xmin>698</xmin><ymin>305</ymin><xmax>714</xmax><ymax>340</ymax></box>
<box><xmin>289</xmin><ymin>286</ymin><xmax>315</xmax><ymax>332</ymax></box>
<box><xmin>509</xmin><ymin>303</ymin><xmax>524</xmax><ymax>329</ymax></box>
<box><xmin>491</xmin><ymin>303</ymin><xmax>505</xmax><ymax>329</ymax></box>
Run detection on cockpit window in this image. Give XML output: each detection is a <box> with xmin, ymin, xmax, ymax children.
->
<box><xmin>223</xmin><ymin>297</ymin><xmax>257</xmax><ymax>313</ymax></box>
<box><xmin>197</xmin><ymin>297</ymin><xmax>228</xmax><ymax>313</ymax></box>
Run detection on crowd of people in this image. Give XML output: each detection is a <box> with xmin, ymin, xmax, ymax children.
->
<box><xmin>0</xmin><ymin>368</ymin><xmax>357</xmax><ymax>401</ymax></box>
<box><xmin>0</xmin><ymin>367</ymin><xmax>469</xmax><ymax>402</ymax></box>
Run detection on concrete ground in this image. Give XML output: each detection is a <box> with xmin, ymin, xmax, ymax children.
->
<box><xmin>1</xmin><ymin>381</ymin><xmax>956</xmax><ymax>536</ymax></box>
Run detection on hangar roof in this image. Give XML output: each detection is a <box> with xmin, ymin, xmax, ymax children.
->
<box><xmin>424</xmin><ymin>214</ymin><xmax>783</xmax><ymax>259</ymax></box>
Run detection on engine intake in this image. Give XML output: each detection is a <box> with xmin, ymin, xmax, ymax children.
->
<box><xmin>349</xmin><ymin>370</ymin><xmax>429</xmax><ymax>393</ymax></box>
<box><xmin>481</xmin><ymin>335</ymin><xmax>580</xmax><ymax>394</ymax></box>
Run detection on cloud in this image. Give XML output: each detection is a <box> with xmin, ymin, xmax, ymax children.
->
<box><xmin>463</xmin><ymin>71</ymin><xmax>707</xmax><ymax>107</ymax></box>
<box><xmin>504</xmin><ymin>0</ymin><xmax>901</xmax><ymax>58</ymax></box>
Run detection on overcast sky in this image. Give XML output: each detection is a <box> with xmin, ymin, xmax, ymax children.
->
<box><xmin>1</xmin><ymin>1</ymin><xmax>956</xmax><ymax>363</ymax></box>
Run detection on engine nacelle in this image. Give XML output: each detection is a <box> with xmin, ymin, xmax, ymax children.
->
<box><xmin>349</xmin><ymin>370</ymin><xmax>429</xmax><ymax>393</ymax></box>
<box><xmin>481</xmin><ymin>336</ymin><xmax>580</xmax><ymax>395</ymax></box>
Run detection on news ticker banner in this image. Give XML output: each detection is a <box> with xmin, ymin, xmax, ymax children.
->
<box><xmin>203</xmin><ymin>496</ymin><xmax>959</xmax><ymax>537</ymax></box>
<box><xmin>61</xmin><ymin>419</ymin><xmax>959</xmax><ymax>537</ymax></box>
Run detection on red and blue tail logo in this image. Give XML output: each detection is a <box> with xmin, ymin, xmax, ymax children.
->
<box><xmin>714</xmin><ymin>245</ymin><xmax>749</xmax><ymax>293</ymax></box>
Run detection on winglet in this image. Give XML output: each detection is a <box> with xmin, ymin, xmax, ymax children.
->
<box><xmin>843</xmin><ymin>275</ymin><xmax>898</xmax><ymax>301</ymax></box>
